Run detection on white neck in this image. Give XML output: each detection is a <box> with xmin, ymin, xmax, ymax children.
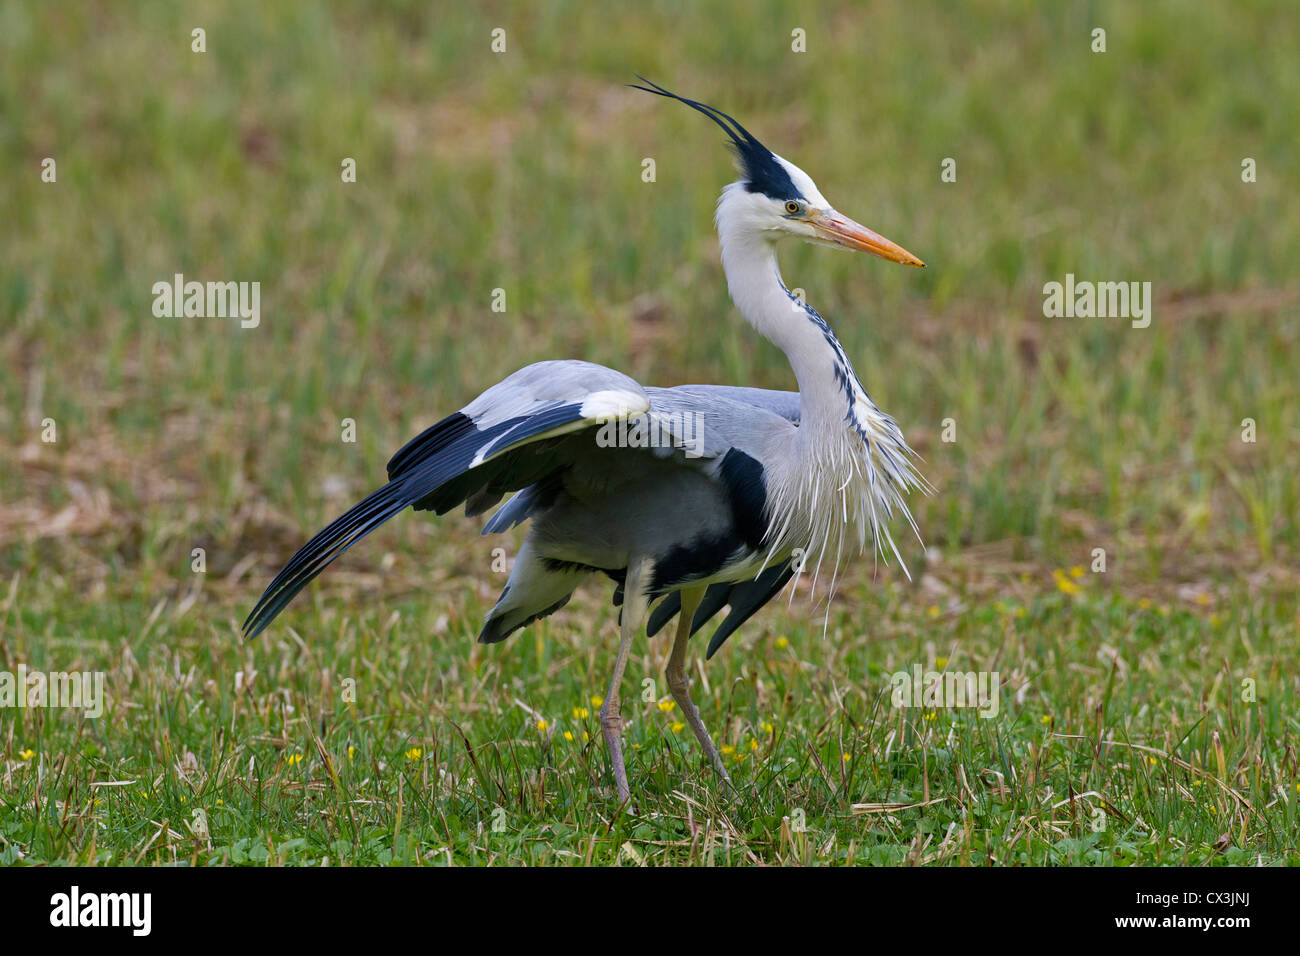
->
<box><xmin>718</xmin><ymin>222</ymin><xmax>851</xmax><ymax>430</ymax></box>
<box><xmin>716</xmin><ymin>188</ymin><xmax>927</xmax><ymax>582</ymax></box>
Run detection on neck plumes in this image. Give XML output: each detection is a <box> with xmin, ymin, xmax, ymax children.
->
<box><xmin>717</xmin><ymin>199</ymin><xmax>928</xmax><ymax>591</ymax></box>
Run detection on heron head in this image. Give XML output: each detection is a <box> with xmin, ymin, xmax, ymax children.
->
<box><xmin>631</xmin><ymin>76</ymin><xmax>924</xmax><ymax>268</ymax></box>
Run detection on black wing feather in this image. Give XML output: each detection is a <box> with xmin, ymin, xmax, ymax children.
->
<box><xmin>243</xmin><ymin>404</ymin><xmax>589</xmax><ymax>640</ymax></box>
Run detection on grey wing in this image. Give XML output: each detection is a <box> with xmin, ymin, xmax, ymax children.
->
<box><xmin>245</xmin><ymin>362</ymin><xmax>803</xmax><ymax>657</ymax></box>
<box><xmin>244</xmin><ymin>360</ymin><xmax>651</xmax><ymax>639</ymax></box>
<box><xmin>666</xmin><ymin>384</ymin><xmax>800</xmax><ymax>426</ymax></box>
<box><xmin>482</xmin><ymin>383</ymin><xmax>796</xmax><ymax>536</ymax></box>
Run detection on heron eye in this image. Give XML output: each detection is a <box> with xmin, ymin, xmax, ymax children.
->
<box><xmin>784</xmin><ymin>200</ymin><xmax>801</xmax><ymax>215</ymax></box>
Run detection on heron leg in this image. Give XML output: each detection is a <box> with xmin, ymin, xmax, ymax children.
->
<box><xmin>665</xmin><ymin>586</ymin><xmax>732</xmax><ymax>786</ymax></box>
<box><xmin>599</xmin><ymin>557</ymin><xmax>651</xmax><ymax>804</ymax></box>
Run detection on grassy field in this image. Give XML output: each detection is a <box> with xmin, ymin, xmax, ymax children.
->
<box><xmin>1</xmin><ymin>1</ymin><xmax>1298</xmax><ymax>865</ymax></box>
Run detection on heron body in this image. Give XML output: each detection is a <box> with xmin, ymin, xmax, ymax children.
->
<box><xmin>244</xmin><ymin>78</ymin><xmax>927</xmax><ymax>801</ymax></box>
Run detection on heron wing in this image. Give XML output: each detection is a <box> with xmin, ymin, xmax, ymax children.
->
<box><xmin>666</xmin><ymin>384</ymin><xmax>800</xmax><ymax>425</ymax></box>
<box><xmin>479</xmin><ymin>383</ymin><xmax>793</xmax><ymax>536</ymax></box>
<box><xmin>242</xmin><ymin>360</ymin><xmax>649</xmax><ymax>639</ymax></box>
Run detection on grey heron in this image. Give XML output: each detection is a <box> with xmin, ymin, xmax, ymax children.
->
<box><xmin>243</xmin><ymin>78</ymin><xmax>928</xmax><ymax>802</ymax></box>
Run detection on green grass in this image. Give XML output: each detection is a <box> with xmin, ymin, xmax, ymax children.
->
<box><xmin>1</xmin><ymin>0</ymin><xmax>1298</xmax><ymax>865</ymax></box>
<box><xmin>3</xmin><ymin>581</ymin><xmax>1296</xmax><ymax>865</ymax></box>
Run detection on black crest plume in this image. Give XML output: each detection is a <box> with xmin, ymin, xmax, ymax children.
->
<box><xmin>629</xmin><ymin>75</ymin><xmax>804</xmax><ymax>202</ymax></box>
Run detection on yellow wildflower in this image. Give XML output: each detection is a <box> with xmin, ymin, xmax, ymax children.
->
<box><xmin>1053</xmin><ymin>570</ymin><xmax>1080</xmax><ymax>595</ymax></box>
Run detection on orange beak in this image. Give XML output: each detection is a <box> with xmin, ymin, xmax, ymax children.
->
<box><xmin>812</xmin><ymin>210</ymin><xmax>925</xmax><ymax>268</ymax></box>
